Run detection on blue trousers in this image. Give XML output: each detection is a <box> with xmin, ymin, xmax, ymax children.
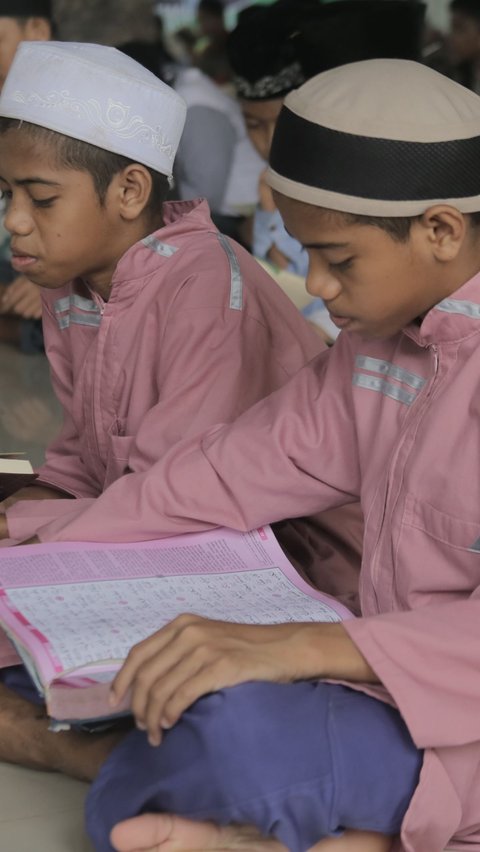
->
<box><xmin>85</xmin><ymin>680</ymin><xmax>423</xmax><ymax>852</ymax></box>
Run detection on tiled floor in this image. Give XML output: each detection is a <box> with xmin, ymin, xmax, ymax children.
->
<box><xmin>0</xmin><ymin>342</ymin><xmax>90</xmax><ymax>851</ymax></box>
<box><xmin>0</xmin><ymin>764</ymin><xmax>92</xmax><ymax>852</ymax></box>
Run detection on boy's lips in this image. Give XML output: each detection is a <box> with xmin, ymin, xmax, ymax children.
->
<box><xmin>10</xmin><ymin>250</ymin><xmax>38</xmax><ymax>271</ymax></box>
<box><xmin>329</xmin><ymin>313</ymin><xmax>353</xmax><ymax>329</ymax></box>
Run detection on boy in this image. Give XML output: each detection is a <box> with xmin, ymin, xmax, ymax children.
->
<box><xmin>69</xmin><ymin>60</ymin><xmax>480</xmax><ymax>851</ymax></box>
<box><xmin>0</xmin><ymin>39</ymin><xmax>364</xmax><ymax>776</ymax></box>
<box><xmin>448</xmin><ymin>0</ymin><xmax>480</xmax><ymax>90</ymax></box>
<box><xmin>0</xmin><ymin>0</ymin><xmax>53</xmax><ymax>350</ymax></box>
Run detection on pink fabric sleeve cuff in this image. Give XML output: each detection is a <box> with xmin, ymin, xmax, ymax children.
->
<box><xmin>6</xmin><ymin>498</ymin><xmax>95</xmax><ymax>542</ymax></box>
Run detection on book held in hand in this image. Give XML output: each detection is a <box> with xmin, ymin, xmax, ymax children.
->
<box><xmin>0</xmin><ymin>453</ymin><xmax>37</xmax><ymax>501</ymax></box>
<box><xmin>0</xmin><ymin>525</ymin><xmax>353</xmax><ymax>725</ymax></box>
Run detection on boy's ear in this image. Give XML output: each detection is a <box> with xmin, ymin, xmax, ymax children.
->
<box><xmin>420</xmin><ymin>205</ymin><xmax>467</xmax><ymax>262</ymax></box>
<box><xmin>24</xmin><ymin>17</ymin><xmax>52</xmax><ymax>41</ymax></box>
<box><xmin>114</xmin><ymin>164</ymin><xmax>152</xmax><ymax>221</ymax></box>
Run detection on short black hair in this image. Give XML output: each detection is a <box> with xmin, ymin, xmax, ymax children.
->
<box><xmin>344</xmin><ymin>210</ymin><xmax>480</xmax><ymax>240</ymax></box>
<box><xmin>198</xmin><ymin>0</ymin><xmax>224</xmax><ymax>17</ymax></box>
<box><xmin>450</xmin><ymin>0</ymin><xmax>480</xmax><ymax>21</ymax></box>
<box><xmin>0</xmin><ymin>118</ymin><xmax>169</xmax><ymax>214</ymax></box>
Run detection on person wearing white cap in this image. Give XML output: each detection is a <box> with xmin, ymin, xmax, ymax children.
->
<box><xmin>0</xmin><ymin>41</ymin><xmax>347</xmax><ymax>778</ymax></box>
<box><xmin>66</xmin><ymin>60</ymin><xmax>480</xmax><ymax>852</ymax></box>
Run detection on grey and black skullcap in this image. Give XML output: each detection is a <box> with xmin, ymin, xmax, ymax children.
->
<box><xmin>227</xmin><ymin>0</ymin><xmax>307</xmax><ymax>101</ymax></box>
<box><xmin>228</xmin><ymin>0</ymin><xmax>425</xmax><ymax>103</ymax></box>
<box><xmin>267</xmin><ymin>59</ymin><xmax>480</xmax><ymax>216</ymax></box>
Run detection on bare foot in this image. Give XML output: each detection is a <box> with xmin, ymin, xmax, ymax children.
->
<box><xmin>0</xmin><ymin>683</ymin><xmax>130</xmax><ymax>781</ymax></box>
<box><xmin>311</xmin><ymin>831</ymin><xmax>393</xmax><ymax>850</ymax></box>
<box><xmin>111</xmin><ymin>815</ymin><xmax>393</xmax><ymax>852</ymax></box>
<box><xmin>110</xmin><ymin>814</ymin><xmax>287</xmax><ymax>852</ymax></box>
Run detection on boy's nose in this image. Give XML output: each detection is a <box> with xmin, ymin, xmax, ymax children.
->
<box><xmin>306</xmin><ymin>267</ymin><xmax>342</xmax><ymax>302</ymax></box>
<box><xmin>3</xmin><ymin>203</ymin><xmax>33</xmax><ymax>236</ymax></box>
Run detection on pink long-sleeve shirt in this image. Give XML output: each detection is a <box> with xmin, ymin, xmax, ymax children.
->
<box><xmin>7</xmin><ymin>197</ymin><xmax>362</xmax><ymax>590</ymax></box>
<box><xmin>11</xmin><ymin>270</ymin><xmax>480</xmax><ymax>850</ymax></box>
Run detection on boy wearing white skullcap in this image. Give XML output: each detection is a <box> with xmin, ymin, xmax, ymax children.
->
<box><xmin>42</xmin><ymin>59</ymin><xmax>480</xmax><ymax>852</ymax></box>
<box><xmin>0</xmin><ymin>42</ymin><xmax>336</xmax><ymax>778</ymax></box>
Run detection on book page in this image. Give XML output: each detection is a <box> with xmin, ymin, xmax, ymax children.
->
<box><xmin>3</xmin><ymin>566</ymin><xmax>347</xmax><ymax>680</ymax></box>
<box><xmin>0</xmin><ymin>527</ymin><xmax>352</xmax><ymax>685</ymax></box>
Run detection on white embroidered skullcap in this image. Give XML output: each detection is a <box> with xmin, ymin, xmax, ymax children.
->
<box><xmin>267</xmin><ymin>58</ymin><xmax>480</xmax><ymax>215</ymax></box>
<box><xmin>0</xmin><ymin>41</ymin><xmax>186</xmax><ymax>177</ymax></box>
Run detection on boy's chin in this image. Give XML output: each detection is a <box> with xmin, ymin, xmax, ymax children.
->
<box><xmin>24</xmin><ymin>273</ymin><xmax>67</xmax><ymax>290</ymax></box>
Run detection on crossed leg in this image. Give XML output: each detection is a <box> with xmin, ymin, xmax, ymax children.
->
<box><xmin>0</xmin><ymin>682</ymin><xmax>129</xmax><ymax>781</ymax></box>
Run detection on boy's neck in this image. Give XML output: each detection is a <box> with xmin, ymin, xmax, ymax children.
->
<box><xmin>86</xmin><ymin>211</ymin><xmax>165</xmax><ymax>302</ymax></box>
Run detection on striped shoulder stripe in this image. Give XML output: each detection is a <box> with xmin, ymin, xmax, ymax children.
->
<box><xmin>142</xmin><ymin>235</ymin><xmax>178</xmax><ymax>257</ymax></box>
<box><xmin>352</xmin><ymin>355</ymin><xmax>426</xmax><ymax>406</ymax></box>
<box><xmin>435</xmin><ymin>298</ymin><xmax>480</xmax><ymax>319</ymax></box>
<box><xmin>216</xmin><ymin>232</ymin><xmax>243</xmax><ymax>311</ymax></box>
<box><xmin>53</xmin><ymin>294</ymin><xmax>101</xmax><ymax>330</ymax></box>
<box><xmin>355</xmin><ymin>355</ymin><xmax>426</xmax><ymax>390</ymax></box>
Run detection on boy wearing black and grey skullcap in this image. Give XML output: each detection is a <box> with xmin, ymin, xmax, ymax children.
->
<box><xmin>87</xmin><ymin>59</ymin><xmax>480</xmax><ymax>852</ymax></box>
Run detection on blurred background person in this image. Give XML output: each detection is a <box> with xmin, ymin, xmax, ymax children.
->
<box><xmin>194</xmin><ymin>0</ymin><xmax>231</xmax><ymax>83</ymax></box>
<box><xmin>227</xmin><ymin>0</ymin><xmax>426</xmax><ymax>341</ymax></box>
<box><xmin>118</xmin><ymin>8</ymin><xmax>264</xmax><ymax>245</ymax></box>
<box><xmin>446</xmin><ymin>0</ymin><xmax>480</xmax><ymax>89</ymax></box>
<box><xmin>0</xmin><ymin>0</ymin><xmax>54</xmax><ymax>352</ymax></box>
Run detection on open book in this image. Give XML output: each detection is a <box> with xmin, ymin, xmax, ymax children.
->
<box><xmin>0</xmin><ymin>453</ymin><xmax>37</xmax><ymax>501</ymax></box>
<box><xmin>0</xmin><ymin>525</ymin><xmax>352</xmax><ymax>724</ymax></box>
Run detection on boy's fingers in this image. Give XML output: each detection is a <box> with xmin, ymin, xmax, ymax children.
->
<box><xmin>110</xmin><ymin>639</ymin><xmax>165</xmax><ymax>705</ymax></box>
<box><xmin>129</xmin><ymin>638</ymin><xmax>203</xmax><ymax>724</ymax></box>
<box><xmin>111</xmin><ymin>615</ymin><xmax>205</xmax><ymax>704</ymax></box>
<box><xmin>0</xmin><ymin>514</ymin><xmax>9</xmax><ymax>539</ymax></box>
<box><xmin>110</xmin><ymin>619</ymin><xmax>187</xmax><ymax>703</ymax></box>
<box><xmin>2</xmin><ymin>279</ymin><xmax>42</xmax><ymax>317</ymax></box>
<box><xmin>139</xmin><ymin>651</ymin><xmax>211</xmax><ymax>740</ymax></box>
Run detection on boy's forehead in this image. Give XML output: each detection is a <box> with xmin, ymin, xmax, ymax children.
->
<box><xmin>267</xmin><ymin>58</ymin><xmax>480</xmax><ymax>219</ymax></box>
<box><xmin>273</xmin><ymin>192</ymin><xmax>348</xmax><ymax>231</ymax></box>
<box><xmin>0</xmin><ymin>126</ymin><xmax>74</xmax><ymax>181</ymax></box>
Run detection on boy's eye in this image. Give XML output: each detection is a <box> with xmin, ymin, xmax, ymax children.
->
<box><xmin>0</xmin><ymin>189</ymin><xmax>12</xmax><ymax>202</ymax></box>
<box><xmin>329</xmin><ymin>258</ymin><xmax>353</xmax><ymax>273</ymax></box>
<box><xmin>31</xmin><ymin>196</ymin><xmax>57</xmax><ymax>208</ymax></box>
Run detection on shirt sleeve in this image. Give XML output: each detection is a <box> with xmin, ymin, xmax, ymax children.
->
<box><xmin>32</xmin><ymin>337</ymin><xmax>361</xmax><ymax>542</ymax></box>
<box><xmin>344</xmin><ymin>596</ymin><xmax>480</xmax><ymax>749</ymax></box>
<box><xmin>253</xmin><ymin>208</ymin><xmax>310</xmax><ymax>278</ymax></box>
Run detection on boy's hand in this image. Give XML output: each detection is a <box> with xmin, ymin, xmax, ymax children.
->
<box><xmin>258</xmin><ymin>169</ymin><xmax>276</xmax><ymax>212</ymax></box>
<box><xmin>0</xmin><ymin>485</ymin><xmax>71</xmax><ymax>513</ymax></box>
<box><xmin>0</xmin><ymin>513</ymin><xmax>8</xmax><ymax>539</ymax></box>
<box><xmin>110</xmin><ymin>615</ymin><xmax>376</xmax><ymax>747</ymax></box>
<box><xmin>111</xmin><ymin>615</ymin><xmax>309</xmax><ymax>746</ymax></box>
<box><xmin>16</xmin><ymin>535</ymin><xmax>40</xmax><ymax>546</ymax></box>
<box><xmin>0</xmin><ymin>276</ymin><xmax>42</xmax><ymax>319</ymax></box>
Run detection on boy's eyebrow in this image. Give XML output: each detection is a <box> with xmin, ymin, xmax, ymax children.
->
<box><xmin>0</xmin><ymin>176</ymin><xmax>62</xmax><ymax>187</ymax></box>
<box><xmin>302</xmin><ymin>241</ymin><xmax>350</xmax><ymax>250</ymax></box>
<box><xmin>283</xmin><ymin>226</ymin><xmax>350</xmax><ymax>251</ymax></box>
<box><xmin>15</xmin><ymin>178</ymin><xmax>62</xmax><ymax>187</ymax></box>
